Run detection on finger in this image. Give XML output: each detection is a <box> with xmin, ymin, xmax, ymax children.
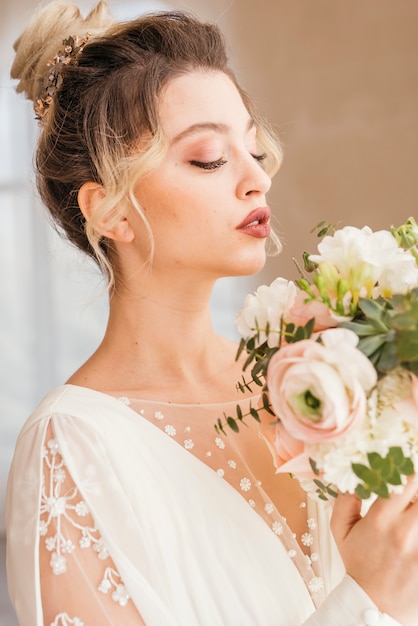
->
<box><xmin>370</xmin><ymin>476</ymin><xmax>418</xmax><ymax>516</ymax></box>
<box><xmin>330</xmin><ymin>492</ymin><xmax>362</xmax><ymax>543</ymax></box>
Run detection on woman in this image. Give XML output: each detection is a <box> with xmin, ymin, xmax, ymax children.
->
<box><xmin>6</xmin><ymin>2</ymin><xmax>418</xmax><ymax>625</ymax></box>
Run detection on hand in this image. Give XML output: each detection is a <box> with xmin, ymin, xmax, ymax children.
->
<box><xmin>331</xmin><ymin>478</ymin><xmax>418</xmax><ymax>626</ymax></box>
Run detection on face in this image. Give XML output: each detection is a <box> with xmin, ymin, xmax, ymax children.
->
<box><xmin>129</xmin><ymin>70</ymin><xmax>274</xmax><ymax>282</ymax></box>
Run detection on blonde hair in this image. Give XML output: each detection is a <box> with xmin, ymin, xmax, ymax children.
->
<box><xmin>12</xmin><ymin>1</ymin><xmax>282</xmax><ymax>289</ymax></box>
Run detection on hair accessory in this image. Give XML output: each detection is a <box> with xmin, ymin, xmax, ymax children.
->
<box><xmin>34</xmin><ymin>33</ymin><xmax>90</xmax><ymax>121</ymax></box>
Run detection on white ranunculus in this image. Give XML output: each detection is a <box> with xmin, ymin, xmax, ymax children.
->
<box><xmin>236</xmin><ymin>278</ymin><xmax>298</xmax><ymax>347</ymax></box>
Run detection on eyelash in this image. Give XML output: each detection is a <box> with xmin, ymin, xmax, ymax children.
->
<box><xmin>190</xmin><ymin>153</ymin><xmax>267</xmax><ymax>171</ymax></box>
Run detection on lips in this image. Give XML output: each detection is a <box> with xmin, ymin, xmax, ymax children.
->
<box><xmin>236</xmin><ymin>207</ymin><xmax>271</xmax><ymax>238</ymax></box>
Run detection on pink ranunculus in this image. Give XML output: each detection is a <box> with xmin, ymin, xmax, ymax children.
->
<box><xmin>258</xmin><ymin>412</ymin><xmax>314</xmax><ymax>476</ymax></box>
<box><xmin>288</xmin><ymin>290</ymin><xmax>338</xmax><ymax>332</ymax></box>
<box><xmin>266</xmin><ymin>328</ymin><xmax>377</xmax><ymax>444</ymax></box>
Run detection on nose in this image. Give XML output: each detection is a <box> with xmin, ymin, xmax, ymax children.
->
<box><xmin>236</xmin><ymin>153</ymin><xmax>272</xmax><ymax>199</ymax></box>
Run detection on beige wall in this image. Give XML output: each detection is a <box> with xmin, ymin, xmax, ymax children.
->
<box><xmin>171</xmin><ymin>0</ymin><xmax>418</xmax><ymax>284</ymax></box>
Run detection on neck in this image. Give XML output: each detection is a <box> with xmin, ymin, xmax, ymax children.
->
<box><xmin>106</xmin><ymin>283</ymin><xmax>219</xmax><ymax>368</ymax></box>
<box><xmin>73</xmin><ymin>271</ymin><xmax>243</xmax><ymax>401</ymax></box>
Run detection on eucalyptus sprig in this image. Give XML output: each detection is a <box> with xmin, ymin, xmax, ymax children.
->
<box><xmin>214</xmin><ymin>392</ymin><xmax>274</xmax><ymax>435</ymax></box>
<box><xmin>216</xmin><ymin>318</ymin><xmax>316</xmax><ymax>436</ymax></box>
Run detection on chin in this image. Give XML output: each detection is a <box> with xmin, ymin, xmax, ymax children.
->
<box><xmin>229</xmin><ymin>252</ymin><xmax>267</xmax><ymax>277</ymax></box>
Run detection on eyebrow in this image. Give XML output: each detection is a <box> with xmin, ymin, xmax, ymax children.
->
<box><xmin>171</xmin><ymin>118</ymin><xmax>255</xmax><ymax>145</ymax></box>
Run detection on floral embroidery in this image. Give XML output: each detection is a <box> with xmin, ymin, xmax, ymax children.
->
<box><xmin>134</xmin><ymin>401</ymin><xmax>324</xmax><ymax>603</ymax></box>
<box><xmin>301</xmin><ymin>532</ymin><xmax>314</xmax><ymax>547</ymax></box>
<box><xmin>41</xmin><ymin>439</ymin><xmax>98</xmax><ymax>576</ymax></box>
<box><xmin>99</xmin><ymin>567</ymin><xmax>130</xmax><ymax>606</ymax></box>
<box><xmin>41</xmin><ymin>437</ymin><xmax>130</xmax><ymax>608</ymax></box>
<box><xmin>264</xmin><ymin>503</ymin><xmax>274</xmax><ymax>515</ymax></box>
<box><xmin>272</xmin><ymin>521</ymin><xmax>284</xmax><ymax>536</ymax></box>
<box><xmin>239</xmin><ymin>477</ymin><xmax>251</xmax><ymax>492</ymax></box>
<box><xmin>117</xmin><ymin>397</ymin><xmax>131</xmax><ymax>406</ymax></box>
<box><xmin>50</xmin><ymin>614</ymin><xmax>84</xmax><ymax>625</ymax></box>
<box><xmin>308</xmin><ymin>576</ymin><xmax>324</xmax><ymax>593</ymax></box>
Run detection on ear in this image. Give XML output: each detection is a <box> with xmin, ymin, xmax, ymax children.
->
<box><xmin>78</xmin><ymin>181</ymin><xmax>135</xmax><ymax>243</ymax></box>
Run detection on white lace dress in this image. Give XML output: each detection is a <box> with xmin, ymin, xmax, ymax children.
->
<box><xmin>6</xmin><ymin>385</ymin><xmax>400</xmax><ymax>625</ymax></box>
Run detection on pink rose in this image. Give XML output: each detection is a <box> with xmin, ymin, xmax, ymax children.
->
<box><xmin>266</xmin><ymin>328</ymin><xmax>377</xmax><ymax>443</ymax></box>
<box><xmin>288</xmin><ymin>290</ymin><xmax>338</xmax><ymax>332</ymax></box>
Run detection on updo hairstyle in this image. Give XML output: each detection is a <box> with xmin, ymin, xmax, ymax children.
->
<box><xmin>11</xmin><ymin>1</ymin><xmax>282</xmax><ymax>288</ymax></box>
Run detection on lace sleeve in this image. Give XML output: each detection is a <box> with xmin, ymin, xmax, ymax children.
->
<box><xmin>39</xmin><ymin>422</ymin><xmax>146</xmax><ymax>626</ymax></box>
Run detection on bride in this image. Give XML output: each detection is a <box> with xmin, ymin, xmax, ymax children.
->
<box><xmin>6</xmin><ymin>2</ymin><xmax>418</xmax><ymax>625</ymax></box>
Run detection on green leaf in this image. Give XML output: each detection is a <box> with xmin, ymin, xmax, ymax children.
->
<box><xmin>249</xmin><ymin>408</ymin><xmax>261</xmax><ymax>422</ymax></box>
<box><xmin>400</xmin><ymin>457</ymin><xmax>415</xmax><ymax>475</ymax></box>
<box><xmin>388</xmin><ymin>446</ymin><xmax>404</xmax><ymax>464</ymax></box>
<box><xmin>374</xmin><ymin>481</ymin><xmax>390</xmax><ymax>498</ymax></box>
<box><xmin>376</xmin><ymin>340</ymin><xmax>399</xmax><ymax>373</ymax></box>
<box><xmin>358</xmin><ymin>297</ymin><xmax>386</xmax><ymax>320</ymax></box>
<box><xmin>358</xmin><ymin>334</ymin><xmax>386</xmax><ymax>357</ymax></box>
<box><xmin>235</xmin><ymin>337</ymin><xmax>246</xmax><ymax>361</ymax></box>
<box><xmin>325</xmin><ymin>485</ymin><xmax>339</xmax><ymax>498</ymax></box>
<box><xmin>293</xmin><ymin>326</ymin><xmax>307</xmax><ymax>342</ymax></box>
<box><xmin>340</xmin><ymin>321</ymin><xmax>379</xmax><ymax>337</ymax></box>
<box><xmin>367</xmin><ymin>452</ymin><xmax>384</xmax><ymax>470</ymax></box>
<box><xmin>246</xmin><ymin>336</ymin><xmax>256</xmax><ymax>352</ymax></box>
<box><xmin>355</xmin><ymin>484</ymin><xmax>371</xmax><ymax>499</ymax></box>
<box><xmin>386</xmin><ymin>469</ymin><xmax>402</xmax><ymax>486</ymax></box>
<box><xmin>243</xmin><ymin>349</ymin><xmax>258</xmax><ymax>371</ymax></box>
<box><xmin>226</xmin><ymin>416</ymin><xmax>239</xmax><ymax>432</ymax></box>
<box><xmin>309</xmin><ymin>457</ymin><xmax>320</xmax><ymax>476</ymax></box>
<box><xmin>352</xmin><ymin>463</ymin><xmax>380</xmax><ymax>489</ymax></box>
<box><xmin>262</xmin><ymin>392</ymin><xmax>275</xmax><ymax>415</ymax></box>
<box><xmin>304</xmin><ymin>317</ymin><xmax>316</xmax><ymax>338</ymax></box>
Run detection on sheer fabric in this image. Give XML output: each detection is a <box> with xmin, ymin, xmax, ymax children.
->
<box><xmin>6</xmin><ymin>385</ymin><xmax>400</xmax><ymax>625</ymax></box>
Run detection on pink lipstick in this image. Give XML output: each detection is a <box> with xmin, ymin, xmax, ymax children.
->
<box><xmin>236</xmin><ymin>207</ymin><xmax>271</xmax><ymax>238</ymax></box>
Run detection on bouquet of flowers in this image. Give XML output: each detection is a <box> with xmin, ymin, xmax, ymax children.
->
<box><xmin>216</xmin><ymin>218</ymin><xmax>418</xmax><ymax>500</ymax></box>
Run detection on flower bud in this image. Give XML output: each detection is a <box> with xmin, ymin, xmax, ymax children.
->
<box><xmin>391</xmin><ymin>217</ymin><xmax>418</xmax><ymax>250</ymax></box>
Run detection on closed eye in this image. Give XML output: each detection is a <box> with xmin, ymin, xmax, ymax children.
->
<box><xmin>252</xmin><ymin>152</ymin><xmax>267</xmax><ymax>164</ymax></box>
<box><xmin>190</xmin><ymin>158</ymin><xmax>227</xmax><ymax>171</ymax></box>
<box><xmin>190</xmin><ymin>152</ymin><xmax>267</xmax><ymax>171</ymax></box>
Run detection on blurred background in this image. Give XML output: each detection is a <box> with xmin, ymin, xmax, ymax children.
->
<box><xmin>1</xmin><ymin>1</ymin><xmax>417</xmax><ymax>623</ymax></box>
